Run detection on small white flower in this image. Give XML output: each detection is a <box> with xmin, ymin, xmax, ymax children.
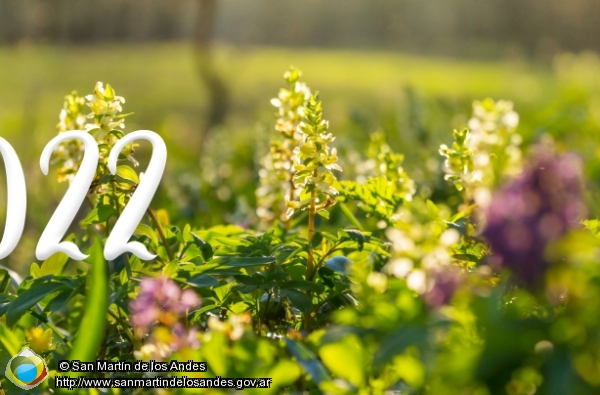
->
<box><xmin>407</xmin><ymin>270</ymin><xmax>427</xmax><ymax>294</ymax></box>
<box><xmin>440</xmin><ymin>229</ymin><xmax>460</xmax><ymax>246</ymax></box>
<box><xmin>474</xmin><ymin>187</ymin><xmax>492</xmax><ymax>208</ymax></box>
<box><xmin>386</xmin><ymin>228</ymin><xmax>415</xmax><ymax>253</ymax></box>
<box><xmin>502</xmin><ymin>111</ymin><xmax>519</xmax><ymax>129</ymax></box>
<box><xmin>387</xmin><ymin>258</ymin><xmax>413</xmax><ymax>278</ymax></box>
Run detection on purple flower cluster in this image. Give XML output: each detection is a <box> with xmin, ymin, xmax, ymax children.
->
<box><xmin>424</xmin><ymin>268</ymin><xmax>462</xmax><ymax>308</ymax></box>
<box><xmin>482</xmin><ymin>148</ymin><xmax>587</xmax><ymax>286</ymax></box>
<box><xmin>130</xmin><ymin>276</ymin><xmax>200</xmax><ymax>333</ymax></box>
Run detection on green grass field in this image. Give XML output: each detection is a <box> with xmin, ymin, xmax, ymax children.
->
<box><xmin>0</xmin><ymin>43</ymin><xmax>598</xmax><ymax>274</ymax></box>
<box><xmin>0</xmin><ymin>43</ymin><xmax>557</xmax><ymax>145</ymax></box>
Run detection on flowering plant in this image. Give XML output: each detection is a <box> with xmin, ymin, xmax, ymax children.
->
<box><xmin>0</xmin><ymin>69</ymin><xmax>599</xmax><ymax>395</ymax></box>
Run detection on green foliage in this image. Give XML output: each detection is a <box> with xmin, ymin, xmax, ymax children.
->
<box><xmin>66</xmin><ymin>239</ymin><xmax>108</xmax><ymax>379</ymax></box>
<box><xmin>1</xmin><ymin>65</ymin><xmax>600</xmax><ymax>395</ymax></box>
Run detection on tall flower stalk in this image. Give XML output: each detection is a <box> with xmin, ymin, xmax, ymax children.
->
<box><xmin>257</xmin><ymin>68</ymin><xmax>310</xmax><ymax>228</ymax></box>
<box><xmin>53</xmin><ymin>91</ymin><xmax>87</xmax><ymax>183</ymax></box>
<box><xmin>287</xmin><ymin>92</ymin><xmax>341</xmax><ymax>280</ymax></box>
<box><xmin>440</xmin><ymin>98</ymin><xmax>522</xmax><ymax>208</ymax></box>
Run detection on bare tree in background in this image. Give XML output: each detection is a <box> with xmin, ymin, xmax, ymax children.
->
<box><xmin>194</xmin><ymin>0</ymin><xmax>229</xmax><ymax>152</ymax></box>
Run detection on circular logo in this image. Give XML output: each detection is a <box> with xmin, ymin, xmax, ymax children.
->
<box><xmin>5</xmin><ymin>348</ymin><xmax>48</xmax><ymax>390</ymax></box>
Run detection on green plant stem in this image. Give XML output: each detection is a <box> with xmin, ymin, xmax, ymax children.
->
<box><xmin>285</xmin><ymin>178</ymin><xmax>295</xmax><ymax>231</ymax></box>
<box><xmin>306</xmin><ymin>194</ymin><xmax>316</xmax><ymax>280</ymax></box>
<box><xmin>97</xmin><ymin>329</ymin><xmax>109</xmax><ymax>378</ymax></box>
<box><xmin>339</xmin><ymin>202</ymin><xmax>363</xmax><ymax>230</ymax></box>
<box><xmin>315</xmin><ymin>244</ymin><xmax>341</xmax><ymax>269</ymax></box>
<box><xmin>258</xmin><ymin>291</ymin><xmax>272</xmax><ymax>336</ymax></box>
<box><xmin>304</xmin><ymin>173</ymin><xmax>318</xmax><ymax>331</ymax></box>
<box><xmin>147</xmin><ymin>208</ymin><xmax>174</xmax><ymax>261</ymax></box>
<box><xmin>122</xmin><ymin>254</ymin><xmax>133</xmax><ymax>281</ymax></box>
<box><xmin>311</xmin><ymin>290</ymin><xmax>350</xmax><ymax>316</ymax></box>
<box><xmin>107</xmin><ymin>309</ymin><xmax>140</xmax><ymax>350</ymax></box>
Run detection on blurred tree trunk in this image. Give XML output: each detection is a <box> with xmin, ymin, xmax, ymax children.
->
<box><xmin>194</xmin><ymin>0</ymin><xmax>229</xmax><ymax>152</ymax></box>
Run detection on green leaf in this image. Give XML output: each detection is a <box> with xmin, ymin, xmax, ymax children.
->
<box><xmin>316</xmin><ymin>210</ymin><xmax>330</xmax><ymax>219</ymax></box>
<box><xmin>162</xmin><ymin>260</ymin><xmax>179</xmax><ymax>277</ymax></box>
<box><xmin>0</xmin><ymin>325</ymin><xmax>22</xmax><ymax>357</ymax></box>
<box><xmin>29</xmin><ymin>262</ymin><xmax>40</xmax><ymax>278</ymax></box>
<box><xmin>280</xmin><ymin>280</ymin><xmax>324</xmax><ymax>293</ymax></box>
<box><xmin>319</xmin><ymin>334</ymin><xmax>365</xmax><ymax>387</ymax></box>
<box><xmin>44</xmin><ymin>289</ymin><xmax>77</xmax><ymax>314</ymax></box>
<box><xmin>373</xmin><ymin>326</ymin><xmax>427</xmax><ymax>366</ymax></box>
<box><xmin>212</xmin><ymin>256</ymin><xmax>275</xmax><ymax>268</ymax></box>
<box><xmin>0</xmin><ymin>269</ymin><xmax>10</xmax><ymax>293</ymax></box>
<box><xmin>134</xmin><ymin>224</ymin><xmax>159</xmax><ymax>246</ymax></box>
<box><xmin>426</xmin><ymin>199</ymin><xmax>439</xmax><ymax>216</ymax></box>
<box><xmin>104</xmin><ymin>84</ymin><xmax>115</xmax><ymax>100</ymax></box>
<box><xmin>187</xmin><ymin>274</ymin><xmax>219</xmax><ymax>288</ymax></box>
<box><xmin>83</xmin><ymin>204</ymin><xmax>116</xmax><ymax>225</ymax></box>
<box><xmin>276</xmin><ymin>246</ymin><xmax>303</xmax><ymax>265</ymax></box>
<box><xmin>202</xmin><ymin>331</ymin><xmax>228</xmax><ymax>376</ymax></box>
<box><xmin>191</xmin><ymin>233</ymin><xmax>214</xmax><ymax>261</ymax></box>
<box><xmin>282</xmin><ymin>289</ymin><xmax>313</xmax><ymax>313</ymax></box>
<box><xmin>452</xmin><ymin>253</ymin><xmax>480</xmax><ymax>263</ymax></box>
<box><xmin>213</xmin><ymin>282</ymin><xmax>233</xmax><ymax>303</ymax></box>
<box><xmin>116</xmin><ymin>165</ymin><xmax>139</xmax><ymax>184</ymax></box>
<box><xmin>68</xmin><ymin>238</ymin><xmax>109</xmax><ymax>377</ymax></box>
<box><xmin>234</xmin><ymin>274</ymin><xmax>265</xmax><ymax>286</ymax></box>
<box><xmin>6</xmin><ymin>282</ymin><xmax>67</xmax><ymax>326</ymax></box>
<box><xmin>182</xmin><ymin>224</ymin><xmax>194</xmax><ymax>243</ymax></box>
<box><xmin>119</xmin><ymin>268</ymin><xmax>129</xmax><ymax>285</ymax></box>
<box><xmin>196</xmin><ymin>304</ymin><xmax>218</xmax><ymax>315</ymax></box>
<box><xmin>229</xmin><ymin>301</ymin><xmax>249</xmax><ymax>314</ymax></box>
<box><xmin>108</xmin><ymin>129</ymin><xmax>124</xmax><ymax>139</ymax></box>
<box><xmin>33</xmin><ymin>252</ymin><xmax>70</xmax><ymax>278</ymax></box>
<box><xmin>309</xmin><ymin>232</ymin><xmax>323</xmax><ymax>248</ymax></box>
<box><xmin>268</xmin><ymin>360</ymin><xmax>301</xmax><ymax>391</ymax></box>
<box><xmin>114</xmin><ymin>112</ymin><xmax>134</xmax><ymax>119</ymax></box>
<box><xmin>181</xmin><ymin>244</ymin><xmax>202</xmax><ymax>262</ymax></box>
<box><xmin>340</xmin><ymin>229</ymin><xmax>365</xmax><ymax>252</ymax></box>
<box><xmin>338</xmin><ymin>202</ymin><xmax>363</xmax><ymax>230</ymax></box>
<box><xmin>321</xmin><ymin>232</ymin><xmax>339</xmax><ymax>243</ymax></box>
<box><xmin>285</xmin><ymin>339</ymin><xmax>330</xmax><ymax>384</ymax></box>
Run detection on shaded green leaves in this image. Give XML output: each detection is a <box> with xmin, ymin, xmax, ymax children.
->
<box><xmin>83</xmin><ymin>204</ymin><xmax>115</xmax><ymax>225</ymax></box>
<box><xmin>339</xmin><ymin>229</ymin><xmax>365</xmax><ymax>251</ymax></box>
<box><xmin>285</xmin><ymin>339</ymin><xmax>331</xmax><ymax>384</ymax></box>
<box><xmin>30</xmin><ymin>252</ymin><xmax>69</xmax><ymax>278</ymax></box>
<box><xmin>282</xmin><ymin>289</ymin><xmax>313</xmax><ymax>313</ymax></box>
<box><xmin>6</xmin><ymin>282</ymin><xmax>67</xmax><ymax>326</ymax></box>
<box><xmin>191</xmin><ymin>233</ymin><xmax>214</xmax><ymax>261</ymax></box>
<box><xmin>134</xmin><ymin>224</ymin><xmax>159</xmax><ymax>246</ymax></box>
<box><xmin>319</xmin><ymin>334</ymin><xmax>366</xmax><ymax>387</ymax></box>
<box><xmin>187</xmin><ymin>274</ymin><xmax>219</xmax><ymax>288</ymax></box>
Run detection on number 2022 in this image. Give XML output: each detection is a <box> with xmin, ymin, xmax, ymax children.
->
<box><xmin>0</xmin><ymin>130</ymin><xmax>166</xmax><ymax>262</ymax></box>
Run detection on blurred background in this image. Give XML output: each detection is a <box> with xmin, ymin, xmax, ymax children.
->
<box><xmin>2</xmin><ymin>0</ymin><xmax>600</xmax><ymax>273</ymax></box>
